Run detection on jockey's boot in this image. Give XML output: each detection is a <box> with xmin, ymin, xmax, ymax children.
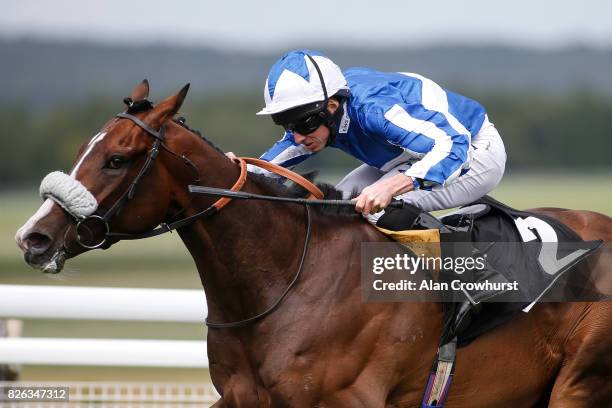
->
<box><xmin>453</xmin><ymin>247</ymin><xmax>513</xmax><ymax>336</ymax></box>
<box><xmin>454</xmin><ymin>300</ymin><xmax>476</xmax><ymax>337</ymax></box>
<box><xmin>461</xmin><ymin>256</ymin><xmax>513</xmax><ymax>304</ymax></box>
<box><xmin>376</xmin><ymin>202</ymin><xmax>453</xmax><ymax>233</ymax></box>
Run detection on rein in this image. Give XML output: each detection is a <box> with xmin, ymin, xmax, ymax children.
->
<box><xmin>189</xmin><ymin>185</ymin><xmax>404</xmax><ymax>209</ymax></box>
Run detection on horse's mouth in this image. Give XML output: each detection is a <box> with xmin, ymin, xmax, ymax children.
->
<box><xmin>25</xmin><ymin>247</ymin><xmax>67</xmax><ymax>274</ymax></box>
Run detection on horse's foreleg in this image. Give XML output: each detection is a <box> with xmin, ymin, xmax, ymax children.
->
<box><xmin>210</xmin><ymin>399</ymin><xmax>225</xmax><ymax>408</ymax></box>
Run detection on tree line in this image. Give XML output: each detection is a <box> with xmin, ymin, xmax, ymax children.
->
<box><xmin>1</xmin><ymin>90</ymin><xmax>611</xmax><ymax>189</ymax></box>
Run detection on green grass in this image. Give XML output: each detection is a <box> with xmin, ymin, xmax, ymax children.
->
<box><xmin>1</xmin><ymin>170</ymin><xmax>611</xmax><ymax>381</ymax></box>
<box><xmin>19</xmin><ymin>366</ymin><xmax>212</xmax><ymax>382</ymax></box>
<box><xmin>488</xmin><ymin>171</ymin><xmax>612</xmax><ymax>214</ymax></box>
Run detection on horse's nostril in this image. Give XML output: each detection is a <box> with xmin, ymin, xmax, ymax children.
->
<box><xmin>24</xmin><ymin>232</ymin><xmax>52</xmax><ymax>255</ymax></box>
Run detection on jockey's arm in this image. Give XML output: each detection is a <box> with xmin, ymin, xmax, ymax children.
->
<box><xmin>229</xmin><ymin>131</ymin><xmax>315</xmax><ymax>179</ymax></box>
<box><xmin>355</xmin><ymin>104</ymin><xmax>470</xmax><ymax>214</ymax></box>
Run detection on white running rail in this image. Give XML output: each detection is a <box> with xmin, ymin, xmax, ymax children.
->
<box><xmin>0</xmin><ymin>285</ymin><xmax>211</xmax><ymax>368</ymax></box>
<box><xmin>0</xmin><ymin>285</ymin><xmax>207</xmax><ymax>322</ymax></box>
<box><xmin>0</xmin><ymin>284</ymin><xmax>218</xmax><ymax>404</ymax></box>
<box><xmin>0</xmin><ymin>337</ymin><xmax>208</xmax><ymax>367</ymax></box>
<box><xmin>0</xmin><ymin>381</ymin><xmax>219</xmax><ymax>405</ymax></box>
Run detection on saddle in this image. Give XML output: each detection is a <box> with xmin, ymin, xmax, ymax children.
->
<box><xmin>375</xmin><ymin>195</ymin><xmax>603</xmax><ymax>346</ymax></box>
<box><xmin>374</xmin><ymin>196</ymin><xmax>603</xmax><ymax>408</ymax></box>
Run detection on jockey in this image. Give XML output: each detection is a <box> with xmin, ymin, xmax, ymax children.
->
<box><xmin>229</xmin><ymin>49</ymin><xmax>506</xmax><ymax>228</ymax></box>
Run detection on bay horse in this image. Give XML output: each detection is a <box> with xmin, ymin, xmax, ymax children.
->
<box><xmin>15</xmin><ymin>81</ymin><xmax>612</xmax><ymax>407</ymax></box>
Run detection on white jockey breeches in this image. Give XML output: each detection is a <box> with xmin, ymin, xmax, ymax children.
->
<box><xmin>335</xmin><ymin>117</ymin><xmax>507</xmax><ymax>224</ymax></box>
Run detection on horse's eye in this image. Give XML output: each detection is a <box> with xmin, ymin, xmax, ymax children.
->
<box><xmin>107</xmin><ymin>155</ymin><xmax>125</xmax><ymax>170</ymax></box>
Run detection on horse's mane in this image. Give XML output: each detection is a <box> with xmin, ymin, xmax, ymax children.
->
<box><xmin>248</xmin><ymin>171</ymin><xmax>359</xmax><ymax>217</ymax></box>
<box><xmin>173</xmin><ymin>116</ymin><xmax>228</xmax><ymax>157</ymax></box>
<box><xmin>126</xmin><ymin>98</ymin><xmax>154</xmax><ymax>114</ymax></box>
<box><xmin>123</xmin><ymin>97</ymin><xmax>228</xmax><ymax>157</ymax></box>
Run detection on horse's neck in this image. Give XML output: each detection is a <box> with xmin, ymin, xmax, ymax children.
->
<box><xmin>169</xmin><ymin>131</ymin><xmax>307</xmax><ymax>322</ymax></box>
<box><xmin>183</xmin><ymin>198</ymin><xmax>307</xmax><ymax>323</ymax></box>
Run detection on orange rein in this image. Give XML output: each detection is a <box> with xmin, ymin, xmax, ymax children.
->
<box><xmin>212</xmin><ymin>157</ymin><xmax>324</xmax><ymax>211</ymax></box>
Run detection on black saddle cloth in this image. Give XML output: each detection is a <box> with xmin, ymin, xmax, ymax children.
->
<box><xmin>439</xmin><ymin>195</ymin><xmax>603</xmax><ymax>347</ymax></box>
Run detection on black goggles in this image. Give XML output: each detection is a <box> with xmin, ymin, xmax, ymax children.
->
<box><xmin>282</xmin><ymin>112</ymin><xmax>326</xmax><ymax>135</ymax></box>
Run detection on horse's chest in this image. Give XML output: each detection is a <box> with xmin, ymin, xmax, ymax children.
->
<box><xmin>254</xmin><ymin>335</ymin><xmax>365</xmax><ymax>404</ymax></box>
<box><xmin>256</xmin><ymin>354</ymin><xmax>331</xmax><ymax>405</ymax></box>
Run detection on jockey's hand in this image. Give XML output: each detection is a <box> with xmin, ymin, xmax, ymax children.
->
<box><xmin>355</xmin><ymin>173</ymin><xmax>414</xmax><ymax>215</ymax></box>
<box><xmin>225</xmin><ymin>152</ymin><xmax>239</xmax><ymax>163</ymax></box>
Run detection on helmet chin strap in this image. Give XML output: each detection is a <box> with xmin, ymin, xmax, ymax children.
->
<box><xmin>304</xmin><ymin>54</ymin><xmax>345</xmax><ymax>147</ymax></box>
<box><xmin>325</xmin><ymin>101</ymin><xmax>344</xmax><ymax>146</ymax></box>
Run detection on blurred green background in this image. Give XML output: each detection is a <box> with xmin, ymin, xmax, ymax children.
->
<box><xmin>1</xmin><ymin>39</ymin><xmax>611</xmax><ymax>383</ymax></box>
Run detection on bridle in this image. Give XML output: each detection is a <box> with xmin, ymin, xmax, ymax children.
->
<box><xmin>69</xmin><ymin>109</ymin><xmax>324</xmax><ymax>329</ymax></box>
<box><xmin>71</xmin><ymin>111</ymin><xmax>248</xmax><ymax>249</ymax></box>
<box><xmin>73</xmin><ymin>111</ymin><xmax>324</xmax><ymax>249</ymax></box>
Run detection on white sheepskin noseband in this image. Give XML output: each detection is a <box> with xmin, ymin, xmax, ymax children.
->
<box><xmin>39</xmin><ymin>171</ymin><xmax>98</xmax><ymax>219</ymax></box>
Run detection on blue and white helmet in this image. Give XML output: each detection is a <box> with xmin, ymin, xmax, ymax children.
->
<box><xmin>257</xmin><ymin>49</ymin><xmax>348</xmax><ymax>116</ymax></box>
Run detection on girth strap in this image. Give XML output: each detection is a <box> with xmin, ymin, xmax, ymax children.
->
<box><xmin>422</xmin><ymin>339</ymin><xmax>456</xmax><ymax>408</ymax></box>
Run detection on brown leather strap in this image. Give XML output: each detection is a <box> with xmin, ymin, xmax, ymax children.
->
<box><xmin>213</xmin><ymin>158</ymin><xmax>248</xmax><ymax>210</ymax></box>
<box><xmin>241</xmin><ymin>157</ymin><xmax>324</xmax><ymax>199</ymax></box>
<box><xmin>211</xmin><ymin>156</ymin><xmax>323</xmax><ymax>211</ymax></box>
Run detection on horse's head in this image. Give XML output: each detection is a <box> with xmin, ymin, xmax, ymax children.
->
<box><xmin>15</xmin><ymin>80</ymin><xmax>202</xmax><ymax>273</ymax></box>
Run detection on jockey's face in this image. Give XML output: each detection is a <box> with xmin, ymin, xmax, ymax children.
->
<box><xmin>291</xmin><ymin>99</ymin><xmax>339</xmax><ymax>152</ymax></box>
<box><xmin>293</xmin><ymin>125</ymin><xmax>329</xmax><ymax>152</ymax></box>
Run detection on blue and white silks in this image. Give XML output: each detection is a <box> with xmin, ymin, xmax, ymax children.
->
<box><xmin>257</xmin><ymin>68</ymin><xmax>487</xmax><ymax>188</ymax></box>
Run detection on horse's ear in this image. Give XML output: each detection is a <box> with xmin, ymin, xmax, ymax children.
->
<box><xmin>150</xmin><ymin>83</ymin><xmax>190</xmax><ymax>124</ymax></box>
<box><xmin>130</xmin><ymin>79</ymin><xmax>150</xmax><ymax>101</ymax></box>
